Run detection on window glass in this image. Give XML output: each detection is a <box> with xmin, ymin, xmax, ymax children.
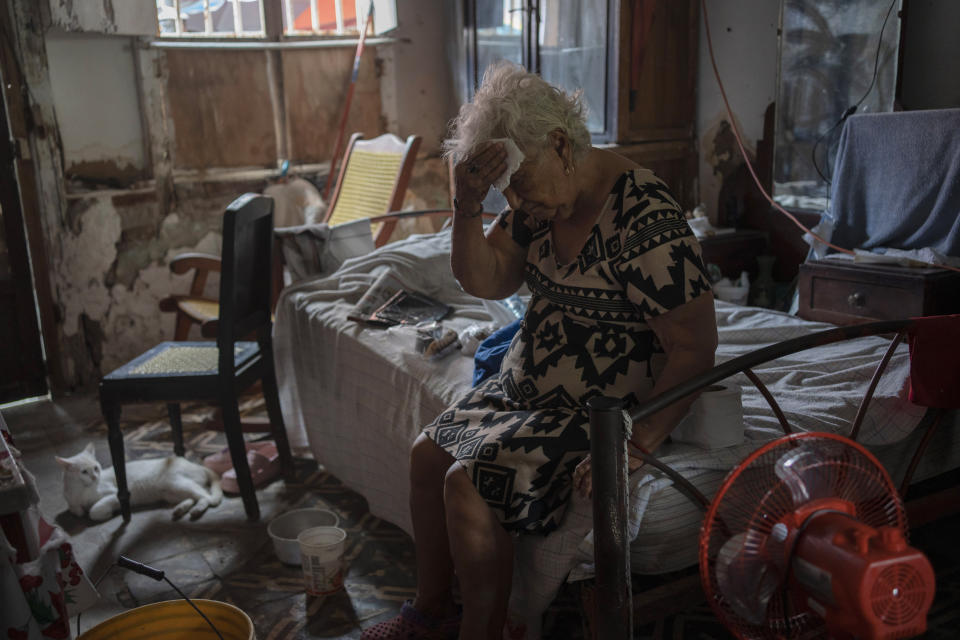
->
<box><xmin>283</xmin><ymin>0</ymin><xmax>358</xmax><ymax>35</ymax></box>
<box><xmin>475</xmin><ymin>0</ymin><xmax>524</xmax><ymax>81</ymax></box>
<box><xmin>154</xmin><ymin>0</ymin><xmax>264</xmax><ymax>36</ymax></box>
<box><xmin>773</xmin><ymin>0</ymin><xmax>901</xmax><ymax>210</ymax></box>
<box><xmin>157</xmin><ymin>0</ymin><xmax>177</xmax><ymax>34</ymax></box>
<box><xmin>538</xmin><ymin>0</ymin><xmax>608</xmax><ymax>135</ymax></box>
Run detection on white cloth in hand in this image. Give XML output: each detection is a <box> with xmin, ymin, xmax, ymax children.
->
<box><xmin>489</xmin><ymin>138</ymin><xmax>525</xmax><ymax>192</ymax></box>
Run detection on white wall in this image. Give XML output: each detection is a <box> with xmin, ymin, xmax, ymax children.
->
<box><xmin>378</xmin><ymin>1</ymin><xmax>459</xmax><ymax>155</ymax></box>
<box><xmin>696</xmin><ymin>0</ymin><xmax>780</xmax><ymax>222</ymax></box>
<box><xmin>45</xmin><ymin>32</ymin><xmax>147</xmax><ymax>178</ymax></box>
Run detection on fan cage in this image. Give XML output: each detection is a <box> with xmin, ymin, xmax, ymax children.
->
<box><xmin>700</xmin><ymin>432</ymin><xmax>907</xmax><ymax>639</ymax></box>
<box><xmin>871</xmin><ymin>563</ymin><xmax>928</xmax><ymax>625</ymax></box>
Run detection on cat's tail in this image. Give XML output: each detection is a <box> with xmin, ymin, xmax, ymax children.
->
<box><xmin>204</xmin><ymin>466</ymin><xmax>223</xmax><ymax>506</ymax></box>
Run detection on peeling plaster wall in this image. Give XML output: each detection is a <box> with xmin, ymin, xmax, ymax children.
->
<box><xmin>47</xmin><ymin>0</ymin><xmax>156</xmax><ymax>35</ymax></box>
<box><xmin>56</xmin><ymin>181</ymin><xmax>266</xmax><ymax>385</ymax></box>
<box><xmin>696</xmin><ymin>0</ymin><xmax>779</xmax><ymax>222</ymax></box>
<box><xmin>45</xmin><ymin>32</ymin><xmax>147</xmax><ymax>184</ymax></box>
<box><xmin>8</xmin><ymin>0</ymin><xmax>460</xmax><ymax>392</ymax></box>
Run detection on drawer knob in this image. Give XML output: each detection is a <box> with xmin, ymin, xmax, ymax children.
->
<box><xmin>848</xmin><ymin>292</ymin><xmax>866</xmax><ymax>308</ymax></box>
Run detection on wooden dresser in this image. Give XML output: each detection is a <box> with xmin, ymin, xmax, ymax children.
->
<box><xmin>698</xmin><ymin>229</ymin><xmax>769</xmax><ymax>279</ymax></box>
<box><xmin>798</xmin><ymin>260</ymin><xmax>960</xmax><ymax>325</ymax></box>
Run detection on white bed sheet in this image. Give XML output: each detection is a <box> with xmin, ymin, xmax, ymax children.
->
<box><xmin>273</xmin><ymin>229</ymin><xmax>951</xmax><ymax>633</ymax></box>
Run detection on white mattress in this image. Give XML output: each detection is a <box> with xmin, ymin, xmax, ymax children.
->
<box><xmin>273</xmin><ymin>229</ymin><xmax>957</xmax><ymax>631</ymax></box>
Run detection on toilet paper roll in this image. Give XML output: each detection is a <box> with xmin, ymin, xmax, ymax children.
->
<box><xmin>670</xmin><ymin>383</ymin><xmax>744</xmax><ymax>449</ymax></box>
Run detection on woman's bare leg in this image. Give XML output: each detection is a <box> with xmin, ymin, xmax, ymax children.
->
<box><xmin>444</xmin><ymin>463</ymin><xmax>514</xmax><ymax>640</ymax></box>
<box><xmin>409</xmin><ymin>433</ymin><xmax>459</xmax><ymax>618</ymax></box>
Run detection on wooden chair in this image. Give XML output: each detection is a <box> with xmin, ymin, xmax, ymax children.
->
<box><xmin>159</xmin><ymin>132</ymin><xmax>421</xmax><ymax>341</ymax></box>
<box><xmin>325</xmin><ymin>132</ymin><xmax>421</xmax><ymax>247</ymax></box>
<box><xmin>99</xmin><ymin>194</ymin><xmax>295</xmax><ymax>522</ymax></box>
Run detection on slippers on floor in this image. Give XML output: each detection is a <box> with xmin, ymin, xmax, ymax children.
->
<box><xmin>360</xmin><ymin>601</ymin><xmax>460</xmax><ymax>640</ymax></box>
<box><xmin>221</xmin><ymin>441</ymin><xmax>280</xmax><ymax>494</ymax></box>
<box><xmin>203</xmin><ymin>440</ymin><xmax>275</xmax><ymax>476</ymax></box>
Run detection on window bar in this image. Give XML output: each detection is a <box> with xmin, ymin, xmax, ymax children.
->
<box><xmin>203</xmin><ymin>0</ymin><xmax>213</xmax><ymax>34</ymax></box>
<box><xmin>311</xmin><ymin>0</ymin><xmax>320</xmax><ymax>33</ymax></box>
<box><xmin>231</xmin><ymin>0</ymin><xmax>242</xmax><ymax>34</ymax></box>
<box><xmin>256</xmin><ymin>0</ymin><xmax>266</xmax><ymax>36</ymax></box>
<box><xmin>284</xmin><ymin>0</ymin><xmax>294</xmax><ymax>34</ymax></box>
<box><xmin>335</xmin><ymin>0</ymin><xmax>345</xmax><ymax>34</ymax></box>
<box><xmin>174</xmin><ymin>0</ymin><xmax>183</xmax><ymax>35</ymax></box>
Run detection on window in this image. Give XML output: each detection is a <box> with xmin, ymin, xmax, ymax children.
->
<box><xmin>772</xmin><ymin>0</ymin><xmax>901</xmax><ymax>211</ymax></box>
<box><xmin>155</xmin><ymin>0</ymin><xmax>365</xmax><ymax>38</ymax></box>
<box><xmin>466</xmin><ymin>0</ymin><xmax>618</xmax><ymax>142</ymax></box>
<box><xmin>156</xmin><ymin>0</ymin><xmax>266</xmax><ymax>36</ymax></box>
<box><xmin>282</xmin><ymin>0</ymin><xmax>361</xmax><ymax>35</ymax></box>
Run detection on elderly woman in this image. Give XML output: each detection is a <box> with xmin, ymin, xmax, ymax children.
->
<box><xmin>361</xmin><ymin>62</ymin><xmax>717</xmax><ymax>640</ymax></box>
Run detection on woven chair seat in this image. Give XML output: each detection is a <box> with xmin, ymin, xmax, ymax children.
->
<box><xmin>178</xmin><ymin>297</ymin><xmax>220</xmax><ymax>322</ymax></box>
<box><xmin>104</xmin><ymin>342</ymin><xmax>259</xmax><ymax>380</ymax></box>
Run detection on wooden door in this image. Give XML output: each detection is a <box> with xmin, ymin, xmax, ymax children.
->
<box><xmin>0</xmin><ymin>73</ymin><xmax>47</xmax><ymax>403</ymax></box>
<box><xmin>619</xmin><ymin>0</ymin><xmax>699</xmax><ymax>142</ymax></box>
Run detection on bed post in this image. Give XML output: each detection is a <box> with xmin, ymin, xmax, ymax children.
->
<box><xmin>588</xmin><ymin>396</ymin><xmax>632</xmax><ymax>638</ymax></box>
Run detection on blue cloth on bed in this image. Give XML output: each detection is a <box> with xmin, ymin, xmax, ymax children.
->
<box><xmin>473</xmin><ymin>319</ymin><xmax>521</xmax><ymax>386</ymax></box>
<box><xmin>827</xmin><ymin>109</ymin><xmax>960</xmax><ymax>258</ymax></box>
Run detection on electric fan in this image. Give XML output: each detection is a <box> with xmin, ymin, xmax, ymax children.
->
<box><xmin>700</xmin><ymin>432</ymin><xmax>935</xmax><ymax>640</ymax></box>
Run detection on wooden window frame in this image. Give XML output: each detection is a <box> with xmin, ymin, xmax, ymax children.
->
<box><xmin>462</xmin><ymin>0</ymin><xmax>620</xmax><ymax>144</ymax></box>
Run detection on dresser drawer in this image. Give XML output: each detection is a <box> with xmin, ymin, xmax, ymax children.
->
<box><xmin>808</xmin><ymin>274</ymin><xmax>923</xmax><ymax>321</ymax></box>
<box><xmin>798</xmin><ymin>260</ymin><xmax>960</xmax><ymax>325</ymax></box>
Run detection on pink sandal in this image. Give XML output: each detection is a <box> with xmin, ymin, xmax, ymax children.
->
<box><xmin>203</xmin><ymin>440</ymin><xmax>276</xmax><ymax>476</ymax></box>
<box><xmin>360</xmin><ymin>601</ymin><xmax>460</xmax><ymax>640</ymax></box>
<box><xmin>221</xmin><ymin>442</ymin><xmax>280</xmax><ymax>493</ymax></box>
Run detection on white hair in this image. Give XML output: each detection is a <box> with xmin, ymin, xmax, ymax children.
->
<box><xmin>443</xmin><ymin>61</ymin><xmax>591</xmax><ymax>165</ymax></box>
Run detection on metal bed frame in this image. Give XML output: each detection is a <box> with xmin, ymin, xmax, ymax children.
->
<box><xmin>585</xmin><ymin>318</ymin><xmax>952</xmax><ymax>638</ymax></box>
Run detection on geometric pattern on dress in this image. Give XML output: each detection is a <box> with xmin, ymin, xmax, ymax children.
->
<box><xmin>577</xmin><ymin>226</ymin><xmax>605</xmax><ymax>273</ymax></box>
<box><xmin>423</xmin><ymin>375</ymin><xmax>591</xmax><ymax>532</ymax></box>
<box><xmin>425</xmin><ymin>167</ymin><xmax>711</xmax><ymax>534</ymax></box>
<box><xmin>524</xmin><ymin>266</ymin><xmax>643</xmax><ymax>322</ymax></box>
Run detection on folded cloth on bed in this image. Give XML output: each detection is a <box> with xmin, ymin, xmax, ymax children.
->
<box><xmin>908</xmin><ymin>314</ymin><xmax>960</xmax><ymax>408</ymax></box>
<box><xmin>473</xmin><ymin>318</ymin><xmax>521</xmax><ymax>385</ymax></box>
<box><xmin>274</xmin><ymin>218</ymin><xmax>374</xmax><ymax>283</ymax></box>
<box><xmin>827</xmin><ymin>109</ymin><xmax>960</xmax><ymax>258</ymax></box>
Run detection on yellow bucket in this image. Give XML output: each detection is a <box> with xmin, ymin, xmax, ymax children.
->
<box><xmin>78</xmin><ymin>599</ymin><xmax>255</xmax><ymax>639</ymax></box>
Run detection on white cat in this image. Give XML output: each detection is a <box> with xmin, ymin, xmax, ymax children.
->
<box><xmin>56</xmin><ymin>443</ymin><xmax>222</xmax><ymax>521</ymax></box>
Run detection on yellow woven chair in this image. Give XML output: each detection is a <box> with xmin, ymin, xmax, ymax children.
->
<box><xmin>159</xmin><ymin>132</ymin><xmax>421</xmax><ymax>341</ymax></box>
<box><xmin>325</xmin><ymin>132</ymin><xmax>421</xmax><ymax>247</ymax></box>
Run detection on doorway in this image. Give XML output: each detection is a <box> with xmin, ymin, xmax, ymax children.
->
<box><xmin>0</xmin><ymin>68</ymin><xmax>48</xmax><ymax>403</ymax></box>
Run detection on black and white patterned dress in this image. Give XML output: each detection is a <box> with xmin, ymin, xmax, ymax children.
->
<box><xmin>423</xmin><ymin>168</ymin><xmax>711</xmax><ymax>534</ymax></box>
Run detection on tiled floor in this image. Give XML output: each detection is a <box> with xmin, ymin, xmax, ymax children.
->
<box><xmin>3</xmin><ymin>393</ymin><xmax>427</xmax><ymax>638</ymax></box>
<box><xmin>5</xmin><ymin>392</ymin><xmax>960</xmax><ymax>639</ymax></box>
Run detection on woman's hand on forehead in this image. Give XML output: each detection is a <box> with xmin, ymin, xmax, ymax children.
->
<box><xmin>454</xmin><ymin>142</ymin><xmax>509</xmax><ymax>210</ymax></box>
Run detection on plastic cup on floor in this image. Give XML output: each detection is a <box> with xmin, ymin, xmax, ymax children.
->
<box><xmin>297</xmin><ymin>526</ymin><xmax>347</xmax><ymax>596</ymax></box>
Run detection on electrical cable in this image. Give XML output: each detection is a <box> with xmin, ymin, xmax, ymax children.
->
<box><xmin>811</xmin><ymin>0</ymin><xmax>898</xmax><ymax>185</ymax></box>
<box><xmin>75</xmin><ymin>556</ymin><xmax>226</xmax><ymax>640</ymax></box>
<box><xmin>699</xmin><ymin>0</ymin><xmax>960</xmax><ymax>273</ymax></box>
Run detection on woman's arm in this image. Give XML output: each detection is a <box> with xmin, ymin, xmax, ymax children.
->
<box><xmin>634</xmin><ymin>292</ymin><xmax>719</xmax><ymax>450</ymax></box>
<box><xmin>574</xmin><ymin>292</ymin><xmax>717</xmax><ymax>498</ymax></box>
<box><xmin>450</xmin><ymin>142</ymin><xmax>528</xmax><ymax>299</ymax></box>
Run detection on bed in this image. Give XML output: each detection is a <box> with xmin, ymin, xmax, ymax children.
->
<box><xmin>272</xmin><ymin>227</ymin><xmax>959</xmax><ymax>635</ymax></box>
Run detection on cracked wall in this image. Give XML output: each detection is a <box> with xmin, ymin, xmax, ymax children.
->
<box><xmin>7</xmin><ymin>0</ymin><xmax>464</xmax><ymax>391</ymax></box>
<box><xmin>55</xmin><ymin>180</ymin><xmax>267</xmax><ymax>387</ymax></box>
